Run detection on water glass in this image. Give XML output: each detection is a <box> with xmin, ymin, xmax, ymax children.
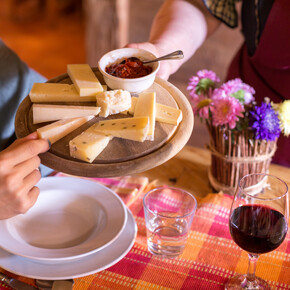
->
<box><xmin>143</xmin><ymin>187</ymin><xmax>197</xmax><ymax>258</ymax></box>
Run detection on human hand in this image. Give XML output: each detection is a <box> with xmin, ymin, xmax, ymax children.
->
<box><xmin>126</xmin><ymin>42</ymin><xmax>172</xmax><ymax>80</ymax></box>
<box><xmin>0</xmin><ymin>132</ymin><xmax>50</xmax><ymax>219</ymax></box>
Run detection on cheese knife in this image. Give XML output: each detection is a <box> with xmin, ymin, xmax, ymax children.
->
<box><xmin>0</xmin><ymin>272</ymin><xmax>38</xmax><ymax>290</ymax></box>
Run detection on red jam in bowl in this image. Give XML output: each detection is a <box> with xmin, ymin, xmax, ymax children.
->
<box><xmin>105</xmin><ymin>57</ymin><xmax>153</xmax><ymax>79</ymax></box>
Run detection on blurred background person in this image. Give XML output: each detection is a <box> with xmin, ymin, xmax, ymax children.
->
<box><xmin>126</xmin><ymin>0</ymin><xmax>290</xmax><ymax>166</ymax></box>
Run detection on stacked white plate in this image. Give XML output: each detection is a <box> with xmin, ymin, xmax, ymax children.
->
<box><xmin>0</xmin><ymin>177</ymin><xmax>137</xmax><ymax>279</ymax></box>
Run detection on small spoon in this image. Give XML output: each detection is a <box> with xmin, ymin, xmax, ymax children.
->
<box><xmin>142</xmin><ymin>50</ymin><xmax>184</xmax><ymax>64</ymax></box>
<box><xmin>120</xmin><ymin>50</ymin><xmax>184</xmax><ymax>65</ymax></box>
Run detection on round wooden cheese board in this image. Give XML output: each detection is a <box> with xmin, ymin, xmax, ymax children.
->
<box><xmin>15</xmin><ymin>69</ymin><xmax>194</xmax><ymax>177</ymax></box>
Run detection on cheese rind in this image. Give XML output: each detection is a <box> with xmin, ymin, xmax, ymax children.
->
<box><xmin>67</xmin><ymin>64</ymin><xmax>103</xmax><ymax>96</ymax></box>
<box><xmin>134</xmin><ymin>92</ymin><xmax>156</xmax><ymax>140</ymax></box>
<box><xmin>97</xmin><ymin>89</ymin><xmax>131</xmax><ymax>117</ymax></box>
<box><xmin>29</xmin><ymin>83</ymin><xmax>106</xmax><ymax>103</ymax></box>
<box><xmin>33</xmin><ymin>104</ymin><xmax>101</xmax><ymax>124</ymax></box>
<box><xmin>126</xmin><ymin>96</ymin><xmax>182</xmax><ymax>125</ymax></box>
<box><xmin>92</xmin><ymin>117</ymin><xmax>149</xmax><ymax>142</ymax></box>
<box><xmin>69</xmin><ymin>126</ymin><xmax>112</xmax><ymax>163</ymax></box>
<box><xmin>37</xmin><ymin>116</ymin><xmax>94</xmax><ymax>144</ymax></box>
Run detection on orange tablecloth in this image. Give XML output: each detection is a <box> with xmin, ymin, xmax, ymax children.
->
<box><xmin>0</xmin><ymin>174</ymin><xmax>289</xmax><ymax>289</ymax></box>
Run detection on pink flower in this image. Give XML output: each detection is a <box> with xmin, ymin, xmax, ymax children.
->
<box><xmin>187</xmin><ymin>70</ymin><xmax>220</xmax><ymax>118</ymax></box>
<box><xmin>220</xmin><ymin>78</ymin><xmax>255</xmax><ymax>104</ymax></box>
<box><xmin>197</xmin><ymin>70</ymin><xmax>220</xmax><ymax>82</ymax></box>
<box><xmin>211</xmin><ymin>90</ymin><xmax>244</xmax><ymax>129</ymax></box>
<box><xmin>189</xmin><ymin>91</ymin><xmax>210</xmax><ymax>118</ymax></box>
<box><xmin>187</xmin><ymin>76</ymin><xmax>200</xmax><ymax>91</ymax></box>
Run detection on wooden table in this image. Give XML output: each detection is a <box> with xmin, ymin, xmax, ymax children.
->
<box><xmin>136</xmin><ymin>145</ymin><xmax>290</xmax><ymax>198</ymax></box>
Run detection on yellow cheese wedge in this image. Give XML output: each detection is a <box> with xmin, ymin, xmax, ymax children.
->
<box><xmin>125</xmin><ymin>97</ymin><xmax>182</xmax><ymax>126</ymax></box>
<box><xmin>69</xmin><ymin>126</ymin><xmax>112</xmax><ymax>163</ymax></box>
<box><xmin>92</xmin><ymin>117</ymin><xmax>149</xmax><ymax>142</ymax></box>
<box><xmin>134</xmin><ymin>92</ymin><xmax>156</xmax><ymax>140</ymax></box>
<box><xmin>67</xmin><ymin>64</ymin><xmax>103</xmax><ymax>96</ymax></box>
<box><xmin>29</xmin><ymin>83</ymin><xmax>106</xmax><ymax>103</ymax></box>
<box><xmin>155</xmin><ymin>103</ymin><xmax>182</xmax><ymax>125</ymax></box>
<box><xmin>37</xmin><ymin>116</ymin><xmax>94</xmax><ymax>144</ymax></box>
<box><xmin>32</xmin><ymin>104</ymin><xmax>101</xmax><ymax>124</ymax></box>
<box><xmin>96</xmin><ymin>89</ymin><xmax>131</xmax><ymax>117</ymax></box>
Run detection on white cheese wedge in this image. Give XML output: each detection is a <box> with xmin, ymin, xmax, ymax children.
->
<box><xmin>92</xmin><ymin>116</ymin><xmax>149</xmax><ymax>142</ymax></box>
<box><xmin>69</xmin><ymin>126</ymin><xmax>112</xmax><ymax>163</ymax></box>
<box><xmin>134</xmin><ymin>92</ymin><xmax>156</xmax><ymax>140</ymax></box>
<box><xmin>125</xmin><ymin>96</ymin><xmax>138</xmax><ymax>115</ymax></box>
<box><xmin>67</xmin><ymin>64</ymin><xmax>103</xmax><ymax>96</ymax></box>
<box><xmin>29</xmin><ymin>83</ymin><xmax>106</xmax><ymax>103</ymax></box>
<box><xmin>37</xmin><ymin>116</ymin><xmax>94</xmax><ymax>144</ymax></box>
<box><xmin>126</xmin><ymin>97</ymin><xmax>182</xmax><ymax>126</ymax></box>
<box><xmin>96</xmin><ymin>89</ymin><xmax>131</xmax><ymax>117</ymax></box>
<box><xmin>33</xmin><ymin>104</ymin><xmax>101</xmax><ymax>124</ymax></box>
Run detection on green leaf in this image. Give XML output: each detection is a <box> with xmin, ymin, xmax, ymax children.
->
<box><xmin>195</xmin><ymin>78</ymin><xmax>215</xmax><ymax>95</ymax></box>
<box><xmin>231</xmin><ymin>89</ymin><xmax>245</xmax><ymax>104</ymax></box>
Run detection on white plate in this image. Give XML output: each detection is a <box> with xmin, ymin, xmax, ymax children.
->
<box><xmin>0</xmin><ymin>208</ymin><xmax>137</xmax><ymax>280</ymax></box>
<box><xmin>0</xmin><ymin>177</ymin><xmax>127</xmax><ymax>262</ymax></box>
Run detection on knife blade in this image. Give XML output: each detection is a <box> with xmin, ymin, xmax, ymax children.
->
<box><xmin>36</xmin><ymin>279</ymin><xmax>74</xmax><ymax>290</ymax></box>
<box><xmin>0</xmin><ymin>272</ymin><xmax>38</xmax><ymax>290</ymax></box>
<box><xmin>52</xmin><ymin>280</ymin><xmax>74</xmax><ymax>290</ymax></box>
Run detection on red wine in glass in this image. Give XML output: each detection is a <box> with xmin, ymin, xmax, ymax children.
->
<box><xmin>225</xmin><ymin>173</ymin><xmax>289</xmax><ymax>290</ymax></box>
<box><xmin>230</xmin><ymin>204</ymin><xmax>287</xmax><ymax>254</ymax></box>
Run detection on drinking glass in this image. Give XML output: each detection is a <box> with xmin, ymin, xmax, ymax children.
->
<box><xmin>225</xmin><ymin>173</ymin><xmax>289</xmax><ymax>289</ymax></box>
<box><xmin>143</xmin><ymin>187</ymin><xmax>197</xmax><ymax>258</ymax></box>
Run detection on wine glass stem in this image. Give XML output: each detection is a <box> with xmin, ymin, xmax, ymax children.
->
<box><xmin>246</xmin><ymin>253</ymin><xmax>259</xmax><ymax>282</ymax></box>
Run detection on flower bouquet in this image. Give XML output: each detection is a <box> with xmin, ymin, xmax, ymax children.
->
<box><xmin>187</xmin><ymin>70</ymin><xmax>289</xmax><ymax>194</ymax></box>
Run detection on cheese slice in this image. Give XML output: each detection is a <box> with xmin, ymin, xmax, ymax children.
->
<box><xmin>33</xmin><ymin>104</ymin><xmax>101</xmax><ymax>124</ymax></box>
<box><xmin>69</xmin><ymin>126</ymin><xmax>112</xmax><ymax>163</ymax></box>
<box><xmin>126</xmin><ymin>97</ymin><xmax>182</xmax><ymax>126</ymax></box>
<box><xmin>134</xmin><ymin>92</ymin><xmax>156</xmax><ymax>140</ymax></box>
<box><xmin>97</xmin><ymin>89</ymin><xmax>131</xmax><ymax>117</ymax></box>
<box><xmin>29</xmin><ymin>83</ymin><xmax>106</xmax><ymax>103</ymax></box>
<box><xmin>67</xmin><ymin>64</ymin><xmax>103</xmax><ymax>96</ymax></box>
<box><xmin>92</xmin><ymin>117</ymin><xmax>149</xmax><ymax>142</ymax></box>
<box><xmin>37</xmin><ymin>116</ymin><xmax>94</xmax><ymax>144</ymax></box>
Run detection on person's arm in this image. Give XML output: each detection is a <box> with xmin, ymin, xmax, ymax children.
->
<box><xmin>0</xmin><ymin>132</ymin><xmax>50</xmax><ymax>220</ymax></box>
<box><xmin>127</xmin><ymin>0</ymin><xmax>221</xmax><ymax>79</ymax></box>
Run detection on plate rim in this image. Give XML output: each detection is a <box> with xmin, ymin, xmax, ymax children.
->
<box><xmin>0</xmin><ymin>176</ymin><xmax>127</xmax><ymax>261</ymax></box>
<box><xmin>0</xmin><ymin>208</ymin><xmax>137</xmax><ymax>280</ymax></box>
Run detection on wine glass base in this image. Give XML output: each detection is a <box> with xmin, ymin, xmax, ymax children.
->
<box><xmin>225</xmin><ymin>274</ymin><xmax>271</xmax><ymax>289</ymax></box>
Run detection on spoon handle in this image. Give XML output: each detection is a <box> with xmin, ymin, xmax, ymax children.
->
<box><xmin>143</xmin><ymin>50</ymin><xmax>184</xmax><ymax>64</ymax></box>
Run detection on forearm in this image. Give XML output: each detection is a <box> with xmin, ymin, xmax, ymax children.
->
<box><xmin>149</xmin><ymin>0</ymin><xmax>220</xmax><ymax>75</ymax></box>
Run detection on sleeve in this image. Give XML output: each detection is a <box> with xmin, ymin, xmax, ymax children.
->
<box><xmin>0</xmin><ymin>39</ymin><xmax>53</xmax><ymax>176</ymax></box>
<box><xmin>0</xmin><ymin>39</ymin><xmax>46</xmax><ymax>150</ymax></box>
<box><xmin>202</xmin><ymin>0</ymin><xmax>239</xmax><ymax>28</ymax></box>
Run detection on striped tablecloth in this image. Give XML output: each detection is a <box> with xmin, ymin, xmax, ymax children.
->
<box><xmin>0</xmin><ymin>174</ymin><xmax>289</xmax><ymax>289</ymax></box>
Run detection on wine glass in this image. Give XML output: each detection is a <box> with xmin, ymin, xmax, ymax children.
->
<box><xmin>225</xmin><ymin>173</ymin><xmax>289</xmax><ymax>289</ymax></box>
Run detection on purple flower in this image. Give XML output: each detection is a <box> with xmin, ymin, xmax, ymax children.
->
<box><xmin>211</xmin><ymin>90</ymin><xmax>244</xmax><ymax>129</ymax></box>
<box><xmin>220</xmin><ymin>78</ymin><xmax>255</xmax><ymax>104</ymax></box>
<box><xmin>250</xmin><ymin>103</ymin><xmax>281</xmax><ymax>141</ymax></box>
